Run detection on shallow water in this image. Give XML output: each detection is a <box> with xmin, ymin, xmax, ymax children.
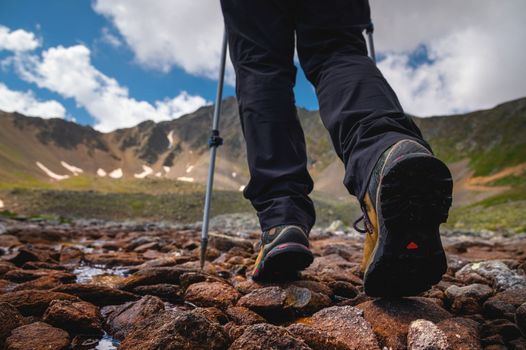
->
<box><xmin>74</xmin><ymin>264</ymin><xmax>129</xmax><ymax>284</ymax></box>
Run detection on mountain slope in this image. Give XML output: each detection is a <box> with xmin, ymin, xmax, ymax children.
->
<box><xmin>0</xmin><ymin>97</ymin><xmax>525</xmax><ymax>231</ymax></box>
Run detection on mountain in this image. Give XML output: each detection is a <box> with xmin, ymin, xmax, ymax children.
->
<box><xmin>0</xmin><ymin>97</ymin><xmax>525</xmax><ymax>231</ymax></box>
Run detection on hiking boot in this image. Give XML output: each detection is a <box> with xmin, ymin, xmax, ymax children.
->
<box><xmin>355</xmin><ymin>139</ymin><xmax>453</xmax><ymax>297</ymax></box>
<box><xmin>252</xmin><ymin>225</ymin><xmax>313</xmax><ymax>281</ymax></box>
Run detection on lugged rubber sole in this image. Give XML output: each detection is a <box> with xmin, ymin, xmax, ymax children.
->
<box><xmin>363</xmin><ymin>154</ymin><xmax>453</xmax><ymax>297</ymax></box>
<box><xmin>252</xmin><ymin>243</ymin><xmax>314</xmax><ymax>282</ymax></box>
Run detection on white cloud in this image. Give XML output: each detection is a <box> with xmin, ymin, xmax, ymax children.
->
<box><xmin>0</xmin><ymin>25</ymin><xmax>40</xmax><ymax>52</ymax></box>
<box><xmin>0</xmin><ymin>83</ymin><xmax>66</xmax><ymax>118</ymax></box>
<box><xmin>371</xmin><ymin>0</ymin><xmax>526</xmax><ymax>116</ymax></box>
<box><xmin>93</xmin><ymin>0</ymin><xmax>234</xmax><ymax>83</ymax></box>
<box><xmin>13</xmin><ymin>45</ymin><xmax>209</xmax><ymax>132</ymax></box>
<box><xmin>94</xmin><ymin>0</ymin><xmax>526</xmax><ymax>116</ymax></box>
<box><xmin>100</xmin><ymin>27</ymin><xmax>122</xmax><ymax>48</ymax></box>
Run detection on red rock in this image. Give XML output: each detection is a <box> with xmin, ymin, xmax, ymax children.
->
<box><xmin>327</xmin><ymin>280</ymin><xmax>359</xmax><ymax>299</ymax></box>
<box><xmin>84</xmin><ymin>252</ymin><xmax>144</xmax><ymax>266</ymax></box>
<box><xmin>103</xmin><ymin>295</ymin><xmax>165</xmax><ymax>340</ymax></box>
<box><xmin>407</xmin><ymin>319</ymin><xmax>449</xmax><ymax>350</ymax></box>
<box><xmin>436</xmin><ymin>317</ymin><xmax>481</xmax><ymax>350</ymax></box>
<box><xmin>0</xmin><ymin>262</ymin><xmax>16</xmax><ymax>278</ymax></box>
<box><xmin>119</xmin><ymin>310</ymin><xmax>229</xmax><ymax>350</ymax></box>
<box><xmin>12</xmin><ymin>275</ymin><xmax>63</xmax><ymax>291</ymax></box>
<box><xmin>3</xmin><ymin>269</ymin><xmax>75</xmax><ymax>283</ymax></box>
<box><xmin>237</xmin><ymin>286</ymin><xmax>287</xmax><ymax>310</ymax></box>
<box><xmin>286</xmin><ymin>323</ymin><xmax>348</xmax><ymax>350</ymax></box>
<box><xmin>5</xmin><ymin>322</ymin><xmax>70</xmax><ymax>350</ymax></box>
<box><xmin>52</xmin><ymin>283</ymin><xmax>137</xmax><ymax>306</ymax></box>
<box><xmin>516</xmin><ymin>303</ymin><xmax>526</xmax><ymax>336</ymax></box>
<box><xmin>0</xmin><ymin>302</ymin><xmax>24</xmax><ymax>347</ymax></box>
<box><xmin>483</xmin><ymin>288</ymin><xmax>526</xmax><ymax>320</ymax></box>
<box><xmin>357</xmin><ymin>297</ymin><xmax>451</xmax><ymax>350</ymax></box>
<box><xmin>482</xmin><ymin>318</ymin><xmax>522</xmax><ymax>343</ymax></box>
<box><xmin>59</xmin><ymin>246</ymin><xmax>84</xmax><ymax>265</ymax></box>
<box><xmin>303</xmin><ymin>305</ymin><xmax>380</xmax><ymax>350</ymax></box>
<box><xmin>43</xmin><ymin>299</ymin><xmax>103</xmax><ymax>335</ymax></box>
<box><xmin>226</xmin><ymin>306</ymin><xmax>266</xmax><ymax>325</ymax></box>
<box><xmin>132</xmin><ymin>283</ymin><xmax>181</xmax><ymax>302</ymax></box>
<box><xmin>191</xmin><ymin>307</ymin><xmax>228</xmax><ymax>325</ymax></box>
<box><xmin>284</xmin><ymin>286</ymin><xmax>332</xmax><ymax>315</ymax></box>
<box><xmin>185</xmin><ymin>281</ymin><xmax>240</xmax><ymax>309</ymax></box>
<box><xmin>0</xmin><ymin>290</ymin><xmax>79</xmax><ymax>316</ymax></box>
<box><xmin>230</xmin><ymin>323</ymin><xmax>311</xmax><ymax>350</ymax></box>
<box><xmin>117</xmin><ymin>267</ymin><xmax>190</xmax><ymax>290</ymax></box>
<box><xmin>7</xmin><ymin>247</ymin><xmax>52</xmax><ymax>267</ymax></box>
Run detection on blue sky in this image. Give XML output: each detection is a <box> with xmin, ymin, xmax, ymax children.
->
<box><xmin>0</xmin><ymin>0</ymin><xmax>317</xmax><ymax>129</ymax></box>
<box><xmin>0</xmin><ymin>0</ymin><xmax>524</xmax><ymax>131</ymax></box>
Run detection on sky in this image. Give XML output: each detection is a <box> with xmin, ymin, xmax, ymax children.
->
<box><xmin>0</xmin><ymin>0</ymin><xmax>525</xmax><ymax>132</ymax></box>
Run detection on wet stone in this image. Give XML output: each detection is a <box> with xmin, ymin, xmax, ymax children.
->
<box><xmin>407</xmin><ymin>319</ymin><xmax>449</xmax><ymax>350</ymax></box>
<box><xmin>103</xmin><ymin>295</ymin><xmax>165</xmax><ymax>340</ymax></box>
<box><xmin>52</xmin><ymin>283</ymin><xmax>137</xmax><ymax>306</ymax></box>
<box><xmin>119</xmin><ymin>310</ymin><xmax>229</xmax><ymax>350</ymax></box>
<box><xmin>357</xmin><ymin>297</ymin><xmax>451</xmax><ymax>350</ymax></box>
<box><xmin>286</xmin><ymin>323</ymin><xmax>348</xmax><ymax>350</ymax></box>
<box><xmin>456</xmin><ymin>261</ymin><xmax>526</xmax><ymax>291</ymax></box>
<box><xmin>5</xmin><ymin>322</ymin><xmax>70</xmax><ymax>350</ymax></box>
<box><xmin>436</xmin><ymin>317</ymin><xmax>481</xmax><ymax>350</ymax></box>
<box><xmin>3</xmin><ymin>269</ymin><xmax>76</xmax><ymax>283</ymax></box>
<box><xmin>132</xmin><ymin>283</ymin><xmax>181</xmax><ymax>302</ymax></box>
<box><xmin>229</xmin><ymin>323</ymin><xmax>311</xmax><ymax>350</ymax></box>
<box><xmin>305</xmin><ymin>305</ymin><xmax>380</xmax><ymax>350</ymax></box>
<box><xmin>184</xmin><ymin>281</ymin><xmax>240</xmax><ymax>309</ymax></box>
<box><xmin>0</xmin><ymin>290</ymin><xmax>80</xmax><ymax>316</ymax></box>
<box><xmin>516</xmin><ymin>303</ymin><xmax>526</xmax><ymax>336</ymax></box>
<box><xmin>445</xmin><ymin>283</ymin><xmax>494</xmax><ymax>314</ymax></box>
<box><xmin>226</xmin><ymin>306</ymin><xmax>266</xmax><ymax>325</ymax></box>
<box><xmin>0</xmin><ymin>302</ymin><xmax>24</xmax><ymax>347</ymax></box>
<box><xmin>483</xmin><ymin>288</ymin><xmax>526</xmax><ymax>321</ymax></box>
<box><xmin>43</xmin><ymin>299</ymin><xmax>103</xmax><ymax>335</ymax></box>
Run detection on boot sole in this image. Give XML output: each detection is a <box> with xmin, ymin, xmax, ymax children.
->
<box><xmin>252</xmin><ymin>243</ymin><xmax>314</xmax><ymax>282</ymax></box>
<box><xmin>364</xmin><ymin>154</ymin><xmax>453</xmax><ymax>297</ymax></box>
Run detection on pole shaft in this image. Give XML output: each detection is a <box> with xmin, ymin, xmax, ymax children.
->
<box><xmin>200</xmin><ymin>28</ymin><xmax>228</xmax><ymax>267</ymax></box>
<box><xmin>366</xmin><ymin>31</ymin><xmax>376</xmax><ymax>64</ymax></box>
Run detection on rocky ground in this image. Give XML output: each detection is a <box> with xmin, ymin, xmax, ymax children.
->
<box><xmin>0</xmin><ymin>217</ymin><xmax>526</xmax><ymax>350</ymax></box>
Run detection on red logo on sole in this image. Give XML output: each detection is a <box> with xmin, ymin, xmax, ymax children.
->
<box><xmin>406</xmin><ymin>242</ymin><xmax>419</xmax><ymax>250</ymax></box>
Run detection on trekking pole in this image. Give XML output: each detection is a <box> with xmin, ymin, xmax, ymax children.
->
<box><xmin>365</xmin><ymin>22</ymin><xmax>376</xmax><ymax>63</ymax></box>
<box><xmin>200</xmin><ymin>28</ymin><xmax>228</xmax><ymax>271</ymax></box>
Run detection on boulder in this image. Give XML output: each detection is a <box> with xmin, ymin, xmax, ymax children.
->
<box><xmin>230</xmin><ymin>323</ymin><xmax>311</xmax><ymax>350</ymax></box>
<box><xmin>83</xmin><ymin>252</ymin><xmax>144</xmax><ymax>266</ymax></box>
<box><xmin>185</xmin><ymin>281</ymin><xmax>240</xmax><ymax>309</ymax></box>
<box><xmin>12</xmin><ymin>275</ymin><xmax>63</xmax><ymax>291</ymax></box>
<box><xmin>0</xmin><ymin>302</ymin><xmax>24</xmax><ymax>347</ymax></box>
<box><xmin>286</xmin><ymin>323</ymin><xmax>348</xmax><ymax>350</ymax></box>
<box><xmin>226</xmin><ymin>306</ymin><xmax>266</xmax><ymax>325</ymax></box>
<box><xmin>3</xmin><ymin>269</ymin><xmax>75</xmax><ymax>283</ymax></box>
<box><xmin>43</xmin><ymin>299</ymin><xmax>103</xmax><ymax>335</ymax></box>
<box><xmin>456</xmin><ymin>261</ymin><xmax>526</xmax><ymax>291</ymax></box>
<box><xmin>483</xmin><ymin>288</ymin><xmax>526</xmax><ymax>320</ymax></box>
<box><xmin>103</xmin><ymin>295</ymin><xmax>165</xmax><ymax>340</ymax></box>
<box><xmin>445</xmin><ymin>284</ymin><xmax>494</xmax><ymax>314</ymax></box>
<box><xmin>52</xmin><ymin>283</ymin><xmax>137</xmax><ymax>306</ymax></box>
<box><xmin>132</xmin><ymin>283</ymin><xmax>181</xmax><ymax>302</ymax></box>
<box><xmin>304</xmin><ymin>305</ymin><xmax>380</xmax><ymax>350</ymax></box>
<box><xmin>436</xmin><ymin>317</ymin><xmax>481</xmax><ymax>350</ymax></box>
<box><xmin>0</xmin><ymin>290</ymin><xmax>79</xmax><ymax>316</ymax></box>
<box><xmin>5</xmin><ymin>322</ymin><xmax>70</xmax><ymax>350</ymax></box>
<box><xmin>119</xmin><ymin>310</ymin><xmax>229</xmax><ymax>350</ymax></box>
<box><xmin>407</xmin><ymin>319</ymin><xmax>449</xmax><ymax>350</ymax></box>
<box><xmin>357</xmin><ymin>297</ymin><xmax>451</xmax><ymax>350</ymax></box>
<box><xmin>515</xmin><ymin>303</ymin><xmax>526</xmax><ymax>336</ymax></box>
<box><xmin>117</xmin><ymin>267</ymin><xmax>190</xmax><ymax>290</ymax></box>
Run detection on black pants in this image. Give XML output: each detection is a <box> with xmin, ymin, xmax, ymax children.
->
<box><xmin>220</xmin><ymin>0</ymin><xmax>430</xmax><ymax>232</ymax></box>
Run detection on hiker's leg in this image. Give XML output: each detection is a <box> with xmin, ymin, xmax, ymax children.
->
<box><xmin>295</xmin><ymin>0</ymin><xmax>431</xmax><ymax>202</ymax></box>
<box><xmin>221</xmin><ymin>0</ymin><xmax>315</xmax><ymax>232</ymax></box>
